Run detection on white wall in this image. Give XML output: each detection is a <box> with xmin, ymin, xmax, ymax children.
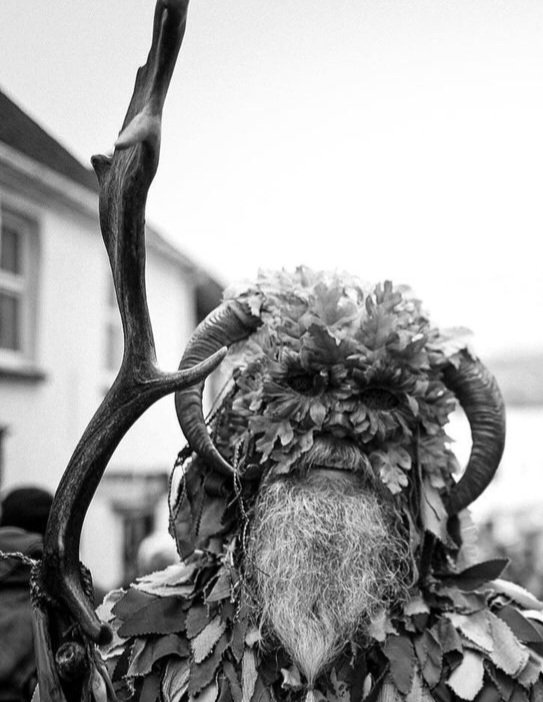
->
<box><xmin>1</xmin><ymin>181</ymin><xmax>201</xmax><ymax>590</ymax></box>
<box><xmin>82</xmin><ymin>249</ymin><xmax>198</xmax><ymax>589</ymax></box>
<box><xmin>1</xmin><ymin>196</ymin><xmax>105</xmax><ymax>490</ymax></box>
<box><xmin>108</xmin><ymin>248</ymin><xmax>197</xmax><ymax>472</ymax></box>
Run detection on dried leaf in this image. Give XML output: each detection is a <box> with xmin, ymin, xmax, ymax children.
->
<box><xmin>206</xmin><ymin>568</ymin><xmax>232</xmax><ymax>603</ymax></box>
<box><xmin>420</xmin><ymin>479</ymin><xmax>448</xmax><ymax>543</ymax></box>
<box><xmin>196</xmin><ymin>681</ymin><xmax>220</xmax><ymax>702</ymax></box>
<box><xmin>244</xmin><ymin>292</ymin><xmax>263</xmax><ymax>317</ymax></box>
<box><xmin>135</xmin><ymin>581</ymin><xmax>194</xmax><ymax>598</ymax></box>
<box><xmin>251</xmin><ymin>677</ymin><xmax>272</xmax><ymax>702</ymax></box>
<box><xmin>90</xmin><ymin>666</ymin><xmax>109</xmax><ymax>702</ymax></box>
<box><xmin>135</xmin><ymin>563</ymin><xmax>196</xmax><ymax>597</ymax></box>
<box><xmin>281</xmin><ymin>665</ymin><xmax>303</xmax><ymax>690</ymax></box>
<box><xmin>92</xmin><ymin>650</ymin><xmax>118</xmax><ymax>702</ymax></box>
<box><xmin>485</xmin><ymin>663</ymin><xmax>516</xmax><ymax>701</ymax></box>
<box><xmin>382</xmin><ymin>635</ymin><xmax>416</xmax><ymax>695</ymax></box>
<box><xmin>161</xmin><ymin>658</ymin><xmax>190</xmax><ymax>702</ymax></box>
<box><xmin>231</xmin><ymin>615</ymin><xmax>249</xmax><ymax>662</ymax></box>
<box><xmin>497</xmin><ymin>606</ymin><xmax>543</xmax><ymax>644</ymax></box>
<box><xmin>127</xmin><ymin>634</ymin><xmax>189</xmax><ymax>677</ymax></box>
<box><xmin>490</xmin><ymin>580</ymin><xmax>543</xmax><ymax>612</ymax></box>
<box><xmin>97</xmin><ymin>588</ymin><xmax>126</xmax><ymax>623</ymax></box>
<box><xmin>443</xmin><ymin>560</ymin><xmax>509</xmax><ymax>591</ymax></box>
<box><xmin>414</xmin><ymin>630</ymin><xmax>443</xmax><ymax>689</ymax></box>
<box><xmin>186</xmin><ymin>606</ymin><xmax>210</xmax><ymax>639</ymax></box>
<box><xmin>436</xmin><ymin>618</ymin><xmax>463</xmax><ymax>655</ymax></box>
<box><xmin>510</xmin><ymin>687</ymin><xmax>530</xmax><ymax>702</ymax></box>
<box><xmin>216</xmin><ymin>676</ymin><xmax>233</xmax><ymax>702</ymax></box>
<box><xmin>376</xmin><ymin>676</ymin><xmax>404</xmax><ymax>702</ymax></box>
<box><xmin>446</xmin><ymin>611</ymin><xmax>493</xmax><ymax>652</ymax></box>
<box><xmin>406</xmin><ymin>669</ymin><xmax>434</xmax><ymax>702</ymax></box>
<box><xmin>309</xmin><ymin>400</ymin><xmax>327</xmax><ymax>427</ymax></box>
<box><xmin>447</xmin><ymin>649</ymin><xmax>484</xmax><ymax>700</ymax></box>
<box><xmin>112</xmin><ymin>588</ymin><xmax>156</xmax><ymax>620</ymax></box>
<box><xmin>223</xmin><ymin>661</ymin><xmax>243</xmax><ymax>702</ymax></box>
<box><xmin>138</xmin><ymin>562</ymin><xmax>196</xmax><ymax>586</ymax></box>
<box><xmin>192</xmin><ymin>617</ymin><xmax>227</xmax><ymax>663</ymax></box>
<box><xmin>531</xmin><ymin>679</ymin><xmax>543</xmax><ymax>702</ymax></box>
<box><xmin>370</xmin><ymin>449</ymin><xmax>410</xmax><ymax>495</ymax></box>
<box><xmin>455</xmin><ymin>509</ymin><xmax>480</xmax><ymax>572</ymax></box>
<box><xmin>488</xmin><ymin>611</ymin><xmax>529</xmax><ymax>677</ymax></box>
<box><xmin>428</xmin><ymin>327</ymin><xmax>473</xmax><ymax>362</ymax></box>
<box><xmin>99</xmin><ymin>628</ymin><xmax>129</xmax><ymax>661</ymax></box>
<box><xmin>242</xmin><ymin>649</ymin><xmax>258</xmax><ymax>702</ymax></box>
<box><xmin>189</xmin><ymin>634</ymin><xmax>228</xmax><ymax>697</ymax></box>
<box><xmin>473</xmin><ymin>683</ymin><xmax>502</xmax><ymax>702</ymax></box>
<box><xmin>118</xmin><ymin>597</ymin><xmax>187</xmax><ymax>638</ymax></box>
<box><xmin>517</xmin><ymin>655</ymin><xmax>543</xmax><ymax>688</ymax></box>
<box><xmin>368</xmin><ymin>609</ymin><xmax>397</xmax><ymax>642</ymax></box>
<box><xmin>198</xmin><ymin>496</ymin><xmax>228</xmax><ymax>544</ymax></box>
<box><xmin>245</xmin><ymin>627</ymin><xmax>262</xmax><ymax>647</ymax></box>
<box><xmin>139</xmin><ymin>671</ymin><xmax>161</xmax><ymax>702</ymax></box>
<box><xmin>439</xmin><ymin>588</ymin><xmax>487</xmax><ymax>615</ymax></box>
<box><xmin>112</xmin><ymin>642</ymin><xmax>132</xmax><ymax>682</ymax></box>
<box><xmin>404</xmin><ymin>596</ymin><xmax>431</xmax><ymax>618</ymax></box>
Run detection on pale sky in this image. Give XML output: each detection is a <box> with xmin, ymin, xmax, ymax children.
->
<box><xmin>1</xmin><ymin>1</ymin><xmax>542</xmax><ymax>358</ymax></box>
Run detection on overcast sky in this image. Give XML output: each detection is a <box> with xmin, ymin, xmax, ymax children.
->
<box><xmin>1</xmin><ymin>1</ymin><xmax>542</xmax><ymax>359</ymax></box>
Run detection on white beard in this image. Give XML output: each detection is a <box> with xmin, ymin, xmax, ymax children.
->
<box><xmin>244</xmin><ymin>471</ymin><xmax>410</xmax><ymax>686</ymax></box>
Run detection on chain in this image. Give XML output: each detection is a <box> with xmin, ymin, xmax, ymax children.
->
<box><xmin>0</xmin><ymin>549</ymin><xmax>37</xmax><ymax>567</ymax></box>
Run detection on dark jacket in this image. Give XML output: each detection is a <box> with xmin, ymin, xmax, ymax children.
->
<box><xmin>0</xmin><ymin>527</ymin><xmax>42</xmax><ymax>702</ymax></box>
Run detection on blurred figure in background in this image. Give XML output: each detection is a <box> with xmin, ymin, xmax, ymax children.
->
<box><xmin>136</xmin><ymin>530</ymin><xmax>179</xmax><ymax>577</ymax></box>
<box><xmin>0</xmin><ymin>486</ymin><xmax>53</xmax><ymax>702</ymax></box>
<box><xmin>477</xmin><ymin>513</ymin><xmax>543</xmax><ymax>599</ymax></box>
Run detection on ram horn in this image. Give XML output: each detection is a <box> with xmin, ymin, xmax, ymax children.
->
<box><xmin>443</xmin><ymin>354</ymin><xmax>506</xmax><ymax>514</ymax></box>
<box><xmin>175</xmin><ymin>299</ymin><xmax>261</xmax><ymax>475</ymax></box>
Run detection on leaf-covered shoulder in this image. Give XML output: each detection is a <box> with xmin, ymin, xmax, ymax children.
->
<box><xmin>368</xmin><ymin>560</ymin><xmax>543</xmax><ymax>702</ymax></box>
<box><xmin>95</xmin><ymin>550</ymin><xmax>256</xmax><ymax>702</ymax></box>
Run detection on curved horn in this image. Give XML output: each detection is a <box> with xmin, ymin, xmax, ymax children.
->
<box><xmin>175</xmin><ymin>299</ymin><xmax>261</xmax><ymax>475</ymax></box>
<box><xmin>443</xmin><ymin>354</ymin><xmax>506</xmax><ymax>514</ymax></box>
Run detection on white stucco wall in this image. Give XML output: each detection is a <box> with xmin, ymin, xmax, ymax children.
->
<box><xmin>1</xmin><ymin>195</ymin><xmax>104</xmax><ymax>490</ymax></box>
<box><xmin>1</xmin><ymin>176</ymin><xmax>201</xmax><ymax>590</ymax></box>
<box><xmin>108</xmin><ymin>248</ymin><xmax>197</xmax><ymax>472</ymax></box>
<box><xmin>82</xmin><ymin>249</ymin><xmax>198</xmax><ymax>589</ymax></box>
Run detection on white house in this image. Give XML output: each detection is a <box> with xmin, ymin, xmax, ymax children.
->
<box><xmin>0</xmin><ymin>87</ymin><xmax>223</xmax><ymax>590</ymax></box>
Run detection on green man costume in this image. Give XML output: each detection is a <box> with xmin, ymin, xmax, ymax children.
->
<box><xmin>99</xmin><ymin>269</ymin><xmax>543</xmax><ymax>702</ymax></box>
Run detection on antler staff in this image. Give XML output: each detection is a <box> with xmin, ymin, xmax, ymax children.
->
<box><xmin>34</xmin><ymin>0</ymin><xmax>223</xmax><ymax>697</ymax></box>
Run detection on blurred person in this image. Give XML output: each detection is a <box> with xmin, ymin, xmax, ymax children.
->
<box><xmin>0</xmin><ymin>487</ymin><xmax>53</xmax><ymax>702</ymax></box>
<box><xmin>136</xmin><ymin>530</ymin><xmax>179</xmax><ymax>576</ymax></box>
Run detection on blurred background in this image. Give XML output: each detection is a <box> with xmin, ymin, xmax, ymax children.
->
<box><xmin>0</xmin><ymin>0</ymin><xmax>542</xmax><ymax>593</ymax></box>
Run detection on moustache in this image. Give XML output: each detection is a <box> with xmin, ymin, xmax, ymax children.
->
<box><xmin>296</xmin><ymin>434</ymin><xmax>373</xmax><ymax>476</ymax></box>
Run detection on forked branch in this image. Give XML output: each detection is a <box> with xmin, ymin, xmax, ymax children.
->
<box><xmin>36</xmin><ymin>0</ymin><xmax>224</xmax><ymax>692</ymax></box>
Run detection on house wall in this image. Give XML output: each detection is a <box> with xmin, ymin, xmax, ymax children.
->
<box><xmin>0</xmin><ymin>174</ymin><xmax>200</xmax><ymax>590</ymax></box>
<box><xmin>83</xmin><ymin>249</ymin><xmax>199</xmax><ymax>589</ymax></box>
<box><xmin>1</xmin><ymin>192</ymin><xmax>101</xmax><ymax>490</ymax></box>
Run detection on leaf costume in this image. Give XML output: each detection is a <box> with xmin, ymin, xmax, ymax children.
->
<box><xmin>98</xmin><ymin>269</ymin><xmax>543</xmax><ymax>702</ymax></box>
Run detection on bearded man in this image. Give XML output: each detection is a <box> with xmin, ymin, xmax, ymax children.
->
<box><xmin>99</xmin><ymin>269</ymin><xmax>543</xmax><ymax>702</ymax></box>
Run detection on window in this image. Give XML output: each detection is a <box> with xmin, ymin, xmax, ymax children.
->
<box><xmin>0</xmin><ymin>207</ymin><xmax>39</xmax><ymax>367</ymax></box>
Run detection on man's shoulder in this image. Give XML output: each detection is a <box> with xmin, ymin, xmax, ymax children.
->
<box><xmin>0</xmin><ymin>527</ymin><xmax>42</xmax><ymax>584</ymax></box>
<box><xmin>0</xmin><ymin>526</ymin><xmax>43</xmax><ymax>555</ymax></box>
